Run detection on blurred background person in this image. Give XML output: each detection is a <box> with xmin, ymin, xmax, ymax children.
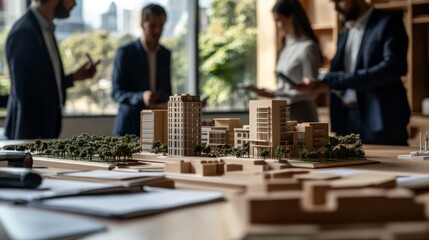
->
<box><xmin>243</xmin><ymin>0</ymin><xmax>322</xmax><ymax>122</ymax></box>
<box><xmin>296</xmin><ymin>0</ymin><xmax>410</xmax><ymax>145</ymax></box>
<box><xmin>5</xmin><ymin>0</ymin><xmax>97</xmax><ymax>139</ymax></box>
<box><xmin>111</xmin><ymin>3</ymin><xmax>172</xmax><ymax>136</ymax></box>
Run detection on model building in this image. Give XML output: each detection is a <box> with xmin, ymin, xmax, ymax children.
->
<box><xmin>140</xmin><ymin>110</ymin><xmax>168</xmax><ymax>152</ymax></box>
<box><xmin>234</xmin><ymin>125</ymin><xmax>250</xmax><ymax>148</ymax></box>
<box><xmin>247</xmin><ymin>100</ymin><xmax>288</xmax><ymax>158</ymax></box>
<box><xmin>168</xmin><ymin>94</ymin><xmax>202</xmax><ymax>156</ymax></box>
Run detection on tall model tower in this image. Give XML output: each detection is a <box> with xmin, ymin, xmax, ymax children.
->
<box><xmin>248</xmin><ymin>99</ymin><xmax>288</xmax><ymax>157</ymax></box>
<box><xmin>168</xmin><ymin>94</ymin><xmax>202</xmax><ymax>156</ymax></box>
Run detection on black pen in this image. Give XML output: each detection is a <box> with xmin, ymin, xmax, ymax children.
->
<box><xmin>0</xmin><ymin>151</ymin><xmax>33</xmax><ymax>168</ymax></box>
<box><xmin>85</xmin><ymin>53</ymin><xmax>94</xmax><ymax>65</ymax></box>
<box><xmin>0</xmin><ymin>168</ymin><xmax>42</xmax><ymax>188</ymax></box>
<box><xmin>86</xmin><ymin>53</ymin><xmax>101</xmax><ymax>66</ymax></box>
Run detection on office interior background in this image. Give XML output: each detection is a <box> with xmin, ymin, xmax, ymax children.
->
<box><xmin>0</xmin><ymin>0</ymin><xmax>427</xmax><ymax>140</ymax></box>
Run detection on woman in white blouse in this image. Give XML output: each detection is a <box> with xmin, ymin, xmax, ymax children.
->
<box><xmin>246</xmin><ymin>0</ymin><xmax>322</xmax><ymax>122</ymax></box>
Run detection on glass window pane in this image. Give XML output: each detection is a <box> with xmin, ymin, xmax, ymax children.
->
<box><xmin>56</xmin><ymin>0</ymin><xmax>190</xmax><ymax>115</ymax></box>
<box><xmin>199</xmin><ymin>0</ymin><xmax>257</xmax><ymax>111</ymax></box>
<box><xmin>0</xmin><ymin>0</ymin><xmax>190</xmax><ymax>116</ymax></box>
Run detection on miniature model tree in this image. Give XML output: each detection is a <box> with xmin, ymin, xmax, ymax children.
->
<box><xmin>299</xmin><ymin>133</ymin><xmax>365</xmax><ymax>161</ymax></box>
<box><xmin>150</xmin><ymin>141</ymin><xmax>162</xmax><ymax>155</ymax></box>
<box><xmin>3</xmin><ymin>134</ymin><xmax>141</xmax><ymax>163</ymax></box>
<box><xmin>242</xmin><ymin>142</ymin><xmax>250</xmax><ymax>158</ymax></box>
<box><xmin>202</xmin><ymin>143</ymin><xmax>212</xmax><ymax>156</ymax></box>
<box><xmin>233</xmin><ymin>147</ymin><xmax>243</xmax><ymax>158</ymax></box>
<box><xmin>274</xmin><ymin>145</ymin><xmax>289</xmax><ymax>162</ymax></box>
<box><xmin>159</xmin><ymin>144</ymin><xmax>168</xmax><ymax>156</ymax></box>
<box><xmin>194</xmin><ymin>144</ymin><xmax>203</xmax><ymax>156</ymax></box>
<box><xmin>259</xmin><ymin>149</ymin><xmax>270</xmax><ymax>160</ymax></box>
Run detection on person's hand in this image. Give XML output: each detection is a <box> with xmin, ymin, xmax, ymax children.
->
<box><xmin>242</xmin><ymin>84</ymin><xmax>259</xmax><ymax>92</ymax></box>
<box><xmin>295</xmin><ymin>77</ymin><xmax>330</xmax><ymax>93</ymax></box>
<box><xmin>143</xmin><ymin>90</ymin><xmax>159</xmax><ymax>107</ymax></box>
<box><xmin>72</xmin><ymin>61</ymin><xmax>97</xmax><ymax>81</ymax></box>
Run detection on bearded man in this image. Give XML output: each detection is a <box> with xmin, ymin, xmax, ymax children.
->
<box><xmin>5</xmin><ymin>0</ymin><xmax>98</xmax><ymax>139</ymax></box>
<box><xmin>297</xmin><ymin>0</ymin><xmax>410</xmax><ymax>145</ymax></box>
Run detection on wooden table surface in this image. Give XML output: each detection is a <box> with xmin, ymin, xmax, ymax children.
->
<box><xmin>3</xmin><ymin>144</ymin><xmax>429</xmax><ymax>240</ymax></box>
<box><xmin>74</xmin><ymin>145</ymin><xmax>429</xmax><ymax>239</ymax></box>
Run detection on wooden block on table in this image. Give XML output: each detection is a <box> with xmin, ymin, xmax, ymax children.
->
<box><xmin>247</xmin><ymin>178</ymin><xmax>302</xmax><ymax>193</ymax></box>
<box><xmin>226</xmin><ymin>164</ymin><xmax>243</xmax><ymax>172</ymax></box>
<box><xmin>262</xmin><ymin>169</ymin><xmax>310</xmax><ymax>179</ymax></box>
<box><xmin>164</xmin><ymin>161</ymin><xmax>192</xmax><ymax>174</ymax></box>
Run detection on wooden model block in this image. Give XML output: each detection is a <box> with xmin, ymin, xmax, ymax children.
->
<box><xmin>216</xmin><ymin>160</ymin><xmax>225</xmax><ymax>175</ymax></box>
<box><xmin>262</xmin><ymin>169</ymin><xmax>310</xmax><ymax>179</ymax></box>
<box><xmin>226</xmin><ymin>164</ymin><xmax>243</xmax><ymax>172</ymax></box>
<box><xmin>220</xmin><ymin>157</ymin><xmax>269</xmax><ymax>172</ymax></box>
<box><xmin>293</xmin><ymin>173</ymin><xmax>341</xmax><ymax>182</ymax></box>
<box><xmin>192</xmin><ymin>160</ymin><xmax>225</xmax><ymax>176</ymax></box>
<box><xmin>248</xmin><ymin>191</ymin><xmax>304</xmax><ymax>224</ymax></box>
<box><xmin>264</xmin><ymin>159</ymin><xmax>290</xmax><ymax>170</ymax></box>
<box><xmin>302</xmin><ymin>174</ymin><xmax>396</xmax><ymax>206</ymax></box>
<box><xmin>322</xmin><ymin>188</ymin><xmax>426</xmax><ymax>223</ymax></box>
<box><xmin>247</xmin><ymin>178</ymin><xmax>302</xmax><ymax>192</ymax></box>
<box><xmin>164</xmin><ymin>161</ymin><xmax>192</xmax><ymax>174</ymax></box>
<box><xmin>247</xmin><ymin>188</ymin><xmax>426</xmax><ymax>224</ymax></box>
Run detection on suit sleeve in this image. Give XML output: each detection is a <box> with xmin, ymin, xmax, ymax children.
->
<box><xmin>323</xmin><ymin>16</ymin><xmax>408</xmax><ymax>90</ymax></box>
<box><xmin>158</xmin><ymin>50</ymin><xmax>172</xmax><ymax>103</ymax></box>
<box><xmin>111</xmin><ymin>48</ymin><xmax>144</xmax><ymax>106</ymax></box>
<box><xmin>7</xmin><ymin>29</ymin><xmax>41</xmax><ymax>109</ymax></box>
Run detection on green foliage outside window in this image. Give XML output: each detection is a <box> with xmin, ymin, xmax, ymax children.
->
<box><xmin>199</xmin><ymin>0</ymin><xmax>257</xmax><ymax>109</ymax></box>
<box><xmin>60</xmin><ymin>31</ymin><xmax>117</xmax><ymax>115</ymax></box>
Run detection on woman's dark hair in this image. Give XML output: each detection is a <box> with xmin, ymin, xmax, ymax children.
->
<box><xmin>141</xmin><ymin>4</ymin><xmax>167</xmax><ymax>21</ymax></box>
<box><xmin>272</xmin><ymin>0</ymin><xmax>319</xmax><ymax>45</ymax></box>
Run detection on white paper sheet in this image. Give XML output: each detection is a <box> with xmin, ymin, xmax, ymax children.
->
<box><xmin>63</xmin><ymin>169</ymin><xmax>164</xmax><ymax>180</ymax></box>
<box><xmin>35</xmin><ymin>187</ymin><xmax>224</xmax><ymax>218</ymax></box>
<box><xmin>0</xmin><ymin>205</ymin><xmax>105</xmax><ymax>240</ymax></box>
<box><xmin>0</xmin><ymin>179</ymin><xmax>122</xmax><ymax>202</ymax></box>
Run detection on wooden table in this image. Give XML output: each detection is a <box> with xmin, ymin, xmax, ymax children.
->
<box><xmin>74</xmin><ymin>145</ymin><xmax>429</xmax><ymax>239</ymax></box>
<box><xmin>4</xmin><ymin>145</ymin><xmax>429</xmax><ymax>240</ymax></box>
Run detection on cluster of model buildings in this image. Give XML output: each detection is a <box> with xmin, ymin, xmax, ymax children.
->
<box><xmin>140</xmin><ymin>94</ymin><xmax>329</xmax><ymax>159</ymax></box>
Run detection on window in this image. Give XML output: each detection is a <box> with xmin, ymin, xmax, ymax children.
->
<box><xmin>199</xmin><ymin>0</ymin><xmax>256</xmax><ymax>111</ymax></box>
<box><xmin>0</xmin><ymin>0</ymin><xmax>256</xmax><ymax>116</ymax></box>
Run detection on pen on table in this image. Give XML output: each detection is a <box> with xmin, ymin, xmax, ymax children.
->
<box><xmin>0</xmin><ymin>151</ymin><xmax>33</xmax><ymax>168</ymax></box>
<box><xmin>0</xmin><ymin>168</ymin><xmax>42</xmax><ymax>188</ymax></box>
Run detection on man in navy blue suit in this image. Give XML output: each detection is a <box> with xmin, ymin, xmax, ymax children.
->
<box><xmin>112</xmin><ymin>4</ymin><xmax>172</xmax><ymax>136</ymax></box>
<box><xmin>5</xmin><ymin>0</ymin><xmax>97</xmax><ymax>140</ymax></box>
<box><xmin>297</xmin><ymin>0</ymin><xmax>410</xmax><ymax>145</ymax></box>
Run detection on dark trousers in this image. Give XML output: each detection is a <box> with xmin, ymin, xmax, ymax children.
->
<box><xmin>339</xmin><ymin>108</ymin><xmax>408</xmax><ymax>146</ymax></box>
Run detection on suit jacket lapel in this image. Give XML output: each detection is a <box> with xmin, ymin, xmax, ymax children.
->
<box><xmin>135</xmin><ymin>40</ymin><xmax>149</xmax><ymax>89</ymax></box>
<box><xmin>355</xmin><ymin>10</ymin><xmax>378</xmax><ymax>71</ymax></box>
<box><xmin>331</xmin><ymin>29</ymin><xmax>348</xmax><ymax>71</ymax></box>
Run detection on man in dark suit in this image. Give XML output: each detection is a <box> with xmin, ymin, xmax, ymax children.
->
<box><xmin>297</xmin><ymin>0</ymin><xmax>410</xmax><ymax>145</ymax></box>
<box><xmin>112</xmin><ymin>4</ymin><xmax>172</xmax><ymax>136</ymax></box>
<box><xmin>5</xmin><ymin>0</ymin><xmax>97</xmax><ymax>139</ymax></box>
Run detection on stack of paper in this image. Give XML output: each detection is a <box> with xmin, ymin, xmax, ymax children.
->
<box><xmin>50</xmin><ymin>170</ymin><xmax>174</xmax><ymax>188</ymax></box>
<box><xmin>32</xmin><ymin>187</ymin><xmax>224</xmax><ymax>218</ymax></box>
<box><xmin>0</xmin><ymin>204</ymin><xmax>106</xmax><ymax>239</ymax></box>
<box><xmin>0</xmin><ymin>178</ymin><xmax>127</xmax><ymax>203</ymax></box>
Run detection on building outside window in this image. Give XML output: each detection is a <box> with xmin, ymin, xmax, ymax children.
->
<box><xmin>0</xmin><ymin>0</ymin><xmax>256</xmax><ymax>116</ymax></box>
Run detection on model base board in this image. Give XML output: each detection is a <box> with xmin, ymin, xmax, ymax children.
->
<box><xmin>398</xmin><ymin>154</ymin><xmax>429</xmax><ymax>160</ymax></box>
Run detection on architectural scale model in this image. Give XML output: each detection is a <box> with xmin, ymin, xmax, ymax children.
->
<box><xmin>167</xmin><ymin>94</ymin><xmax>202</xmax><ymax>156</ymax></box>
<box><xmin>245</xmin><ymin>170</ymin><xmax>428</xmax><ymax>225</ymax></box>
<box><xmin>234</xmin><ymin>125</ymin><xmax>250</xmax><ymax>148</ymax></box>
<box><xmin>398</xmin><ymin>132</ymin><xmax>429</xmax><ymax>160</ymax></box>
<box><xmin>140</xmin><ymin>110</ymin><xmax>168</xmax><ymax>152</ymax></box>
<box><xmin>139</xmin><ymin>96</ymin><xmax>368</xmax><ymax>164</ymax></box>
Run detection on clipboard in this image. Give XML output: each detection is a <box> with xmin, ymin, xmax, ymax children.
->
<box><xmin>276</xmin><ymin>72</ymin><xmax>297</xmax><ymax>87</ymax></box>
